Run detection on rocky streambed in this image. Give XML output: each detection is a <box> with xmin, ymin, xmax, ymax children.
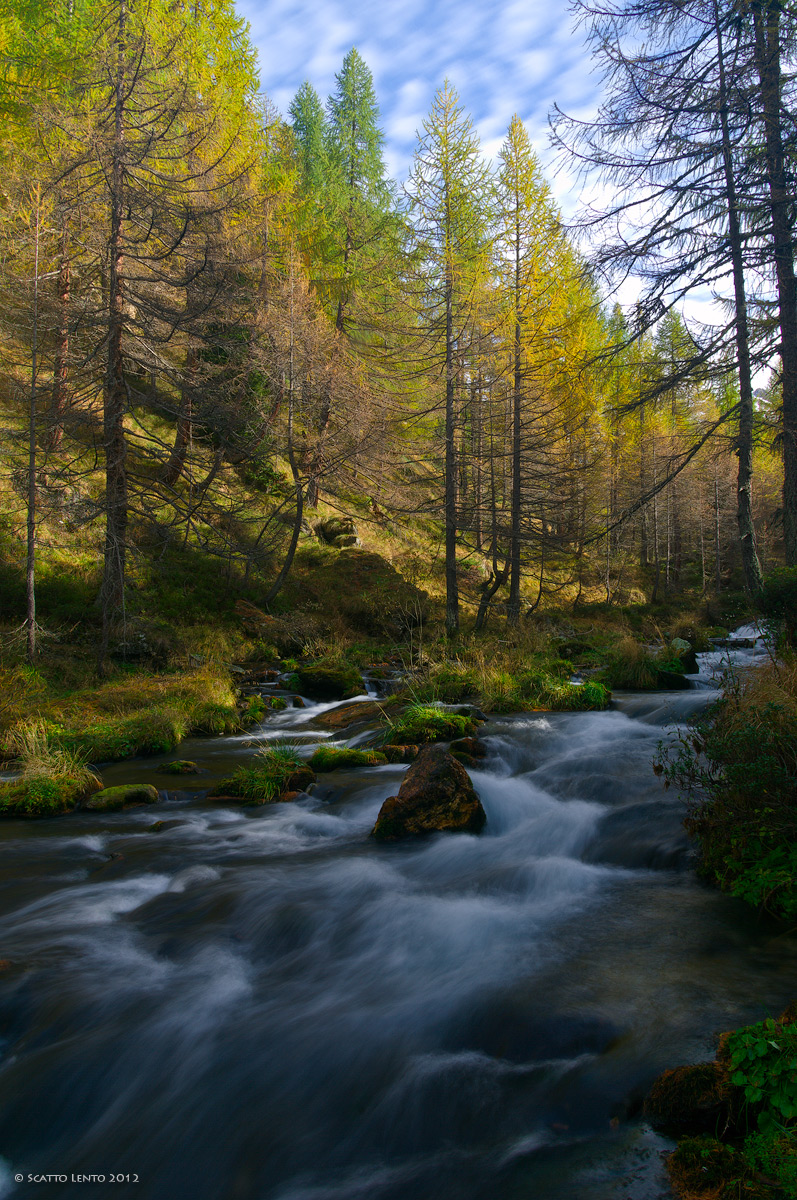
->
<box><xmin>0</xmin><ymin>633</ymin><xmax>794</xmax><ymax>1200</ymax></box>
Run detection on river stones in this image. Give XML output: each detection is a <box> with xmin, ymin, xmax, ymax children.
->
<box><xmin>83</xmin><ymin>784</ymin><xmax>159</xmax><ymax>811</ymax></box>
<box><xmin>158</xmin><ymin>760</ymin><xmax>200</xmax><ymax>775</ymax></box>
<box><xmin>371</xmin><ymin>745</ymin><xmax>486</xmax><ymax>841</ymax></box>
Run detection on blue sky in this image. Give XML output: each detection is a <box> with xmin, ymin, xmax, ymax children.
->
<box><xmin>236</xmin><ymin>0</ymin><xmax>599</xmax><ymax>207</ymax></box>
<box><xmin>234</xmin><ymin>0</ymin><xmax>734</xmax><ymax>341</ymax></box>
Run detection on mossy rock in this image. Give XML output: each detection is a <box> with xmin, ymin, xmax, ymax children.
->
<box><xmin>645</xmin><ymin>1062</ymin><xmax>737</xmax><ymax>1137</ymax></box>
<box><xmin>83</xmin><ymin>784</ymin><xmax>159</xmax><ymax>811</ymax></box>
<box><xmin>381</xmin><ymin>744</ymin><xmax>419</xmax><ymax>763</ymax></box>
<box><xmin>385</xmin><ymin>705</ymin><xmax>478</xmax><ymax>745</ymax></box>
<box><xmin>372</xmin><ymin>746</ymin><xmax>486</xmax><ymax>841</ymax></box>
<box><xmin>316</xmin><ymin>516</ymin><xmax>357</xmax><ymax>545</ymax></box>
<box><xmin>158</xmin><ymin>760</ymin><xmax>200</xmax><ymax>775</ymax></box>
<box><xmin>295</xmin><ymin>665</ymin><xmax>363</xmax><ymax>701</ymax></box>
<box><xmin>308</xmin><ymin>746</ymin><xmax>388</xmax><ymax>771</ymax></box>
<box><xmin>0</xmin><ymin>774</ymin><xmax>102</xmax><ymax>818</ymax></box>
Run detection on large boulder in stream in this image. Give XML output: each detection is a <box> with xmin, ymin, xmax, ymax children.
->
<box><xmin>371</xmin><ymin>745</ymin><xmax>486</xmax><ymax>841</ymax></box>
<box><xmin>294</xmin><ymin>665</ymin><xmax>363</xmax><ymax>701</ymax></box>
<box><xmin>83</xmin><ymin>784</ymin><xmax>159</xmax><ymax>811</ymax></box>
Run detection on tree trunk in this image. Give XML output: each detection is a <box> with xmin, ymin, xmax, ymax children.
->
<box><xmin>98</xmin><ymin>0</ymin><xmax>129</xmax><ymax>674</ymax></box>
<box><xmin>27</xmin><ymin>187</ymin><xmax>41</xmax><ymax>662</ymax></box>
<box><xmin>49</xmin><ymin>215</ymin><xmax>70</xmax><ymax>451</ymax></box>
<box><xmin>507</xmin><ymin>205</ymin><xmax>523</xmax><ymax>627</ymax></box>
<box><xmin>444</xmin><ymin>265</ymin><xmax>459</xmax><ymax>635</ymax></box>
<box><xmin>164</xmin><ymin>341</ymin><xmax>197</xmax><ymax>487</ymax></box>
<box><xmin>714</xmin><ymin>0</ymin><xmax>763</xmax><ymax>596</ymax></box>
<box><xmin>753</xmin><ymin>2</ymin><xmax>797</xmax><ymax>564</ymax></box>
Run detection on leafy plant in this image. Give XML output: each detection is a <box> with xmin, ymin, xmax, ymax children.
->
<box><xmin>727</xmin><ymin>1018</ymin><xmax>797</xmax><ymax>1130</ymax></box>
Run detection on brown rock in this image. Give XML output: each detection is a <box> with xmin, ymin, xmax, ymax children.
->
<box><xmin>285</xmin><ymin>767</ymin><xmax>315</xmax><ymax>793</ymax></box>
<box><xmin>312</xmin><ymin>700</ymin><xmax>386</xmax><ymax>730</ymax></box>
<box><xmin>450</xmin><ymin>737</ymin><xmax>487</xmax><ymax>758</ymax></box>
<box><xmin>371</xmin><ymin>745</ymin><xmax>486</xmax><ymax>841</ymax></box>
<box><xmin>645</xmin><ymin>1062</ymin><xmax>737</xmax><ymax>1136</ymax></box>
<box><xmin>382</xmin><ymin>744</ymin><xmax>419</xmax><ymax>763</ymax></box>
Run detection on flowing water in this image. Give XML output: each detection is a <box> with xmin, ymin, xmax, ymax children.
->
<box><xmin>1</xmin><ymin>631</ymin><xmax>795</xmax><ymax>1200</ymax></box>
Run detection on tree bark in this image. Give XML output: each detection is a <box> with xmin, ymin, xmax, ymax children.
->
<box><xmin>444</xmin><ymin>263</ymin><xmax>459</xmax><ymax>635</ymax></box>
<box><xmin>49</xmin><ymin>215</ymin><xmax>70</xmax><ymax>451</ymax></box>
<box><xmin>714</xmin><ymin>0</ymin><xmax>763</xmax><ymax>596</ymax></box>
<box><xmin>98</xmin><ymin>0</ymin><xmax>129</xmax><ymax>674</ymax></box>
<box><xmin>752</xmin><ymin>1</ymin><xmax>797</xmax><ymax>564</ymax></box>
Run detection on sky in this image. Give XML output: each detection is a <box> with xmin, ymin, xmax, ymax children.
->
<box><xmin>235</xmin><ymin>0</ymin><xmax>600</xmax><ymax>209</ymax></box>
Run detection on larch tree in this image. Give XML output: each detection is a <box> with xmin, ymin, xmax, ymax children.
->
<box><xmin>495</xmin><ymin>115</ymin><xmax>570</xmax><ymax>624</ymax></box>
<box><xmin>406</xmin><ymin>80</ymin><xmax>493</xmax><ymax>634</ymax></box>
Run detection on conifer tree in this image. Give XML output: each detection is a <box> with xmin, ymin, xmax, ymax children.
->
<box><xmin>406</xmin><ymin>80</ymin><xmax>493</xmax><ymax>634</ymax></box>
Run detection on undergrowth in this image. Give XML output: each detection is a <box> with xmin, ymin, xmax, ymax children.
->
<box><xmin>659</xmin><ymin>660</ymin><xmax>797</xmax><ymax>919</ymax></box>
<box><xmin>0</xmin><ymin>719</ymin><xmax>101</xmax><ymax>817</ymax></box>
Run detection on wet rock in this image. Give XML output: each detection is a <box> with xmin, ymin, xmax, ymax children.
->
<box><xmin>381</xmin><ymin>744</ymin><xmax>419</xmax><ymax>763</ymax></box>
<box><xmin>313</xmin><ymin>700</ymin><xmax>387</xmax><ymax>730</ymax></box>
<box><xmin>645</xmin><ymin>1061</ymin><xmax>736</xmax><ymax>1136</ymax></box>
<box><xmin>670</xmin><ymin>637</ymin><xmax>699</xmax><ymax>673</ymax></box>
<box><xmin>285</xmin><ymin>767</ymin><xmax>316</xmax><ymax>795</ymax></box>
<box><xmin>148</xmin><ymin>821</ymin><xmax>165</xmax><ymax>832</ymax></box>
<box><xmin>656</xmin><ymin>668</ymin><xmax>691</xmax><ymax>690</ymax></box>
<box><xmin>451</xmin><ymin>734</ymin><xmax>489</xmax><ymax>753</ymax></box>
<box><xmin>295</xmin><ymin>665</ymin><xmax>363</xmax><ymax>701</ymax></box>
<box><xmin>158</xmin><ymin>760</ymin><xmax>200</xmax><ymax>775</ymax></box>
<box><xmin>450</xmin><ymin>735</ymin><xmax>488</xmax><ymax>769</ymax></box>
<box><xmin>371</xmin><ymin>746</ymin><xmax>486</xmax><ymax>841</ymax></box>
<box><xmin>83</xmin><ymin>784</ymin><xmax>159</xmax><ymax>811</ymax></box>
<box><xmin>292</xmin><ymin>696</ymin><xmax>306</xmax><ymax>708</ymax></box>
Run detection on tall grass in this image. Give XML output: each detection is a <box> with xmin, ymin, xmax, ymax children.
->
<box><xmin>213</xmin><ymin>743</ymin><xmax>306</xmax><ymax>803</ymax></box>
<box><xmin>0</xmin><ymin>719</ymin><xmax>101</xmax><ymax>816</ymax></box>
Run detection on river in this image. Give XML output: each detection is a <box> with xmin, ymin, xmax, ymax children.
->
<box><xmin>0</xmin><ymin>631</ymin><xmax>793</xmax><ymax>1199</ymax></box>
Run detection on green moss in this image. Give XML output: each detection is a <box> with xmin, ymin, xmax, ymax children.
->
<box><xmin>0</xmin><ymin>775</ymin><xmax>97</xmax><ymax>817</ymax></box>
<box><xmin>385</xmin><ymin>703</ymin><xmax>477</xmax><ymax>744</ymax></box>
<box><xmin>294</xmin><ymin>665</ymin><xmax>363</xmax><ymax>700</ymax></box>
<box><xmin>309</xmin><ymin>746</ymin><xmax>388</xmax><ymax>771</ymax></box>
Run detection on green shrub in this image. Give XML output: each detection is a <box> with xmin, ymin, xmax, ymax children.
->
<box><xmin>187</xmin><ymin>702</ymin><xmax>241</xmax><ymax>736</ymax></box>
<box><xmin>727</xmin><ymin>1017</ymin><xmax>797</xmax><ymax>1130</ymax></box>
<box><xmin>743</xmin><ymin>1130</ymin><xmax>797</xmax><ymax>1195</ymax></box>
<box><xmin>760</xmin><ymin>566</ymin><xmax>797</xmax><ymax>649</ymax></box>
<box><xmin>309</xmin><ymin>746</ymin><xmax>388</xmax><ymax>771</ymax></box>
<box><xmin>601</xmin><ymin>637</ymin><xmax>659</xmax><ymax>689</ymax></box>
<box><xmin>661</xmin><ymin>663</ymin><xmax>797</xmax><ymax>919</ymax></box>
<box><xmin>242</xmin><ymin>695</ymin><xmax>267</xmax><ymax>723</ymax></box>
<box><xmin>413</xmin><ymin>663</ymin><xmax>479</xmax><ymax>703</ymax></box>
